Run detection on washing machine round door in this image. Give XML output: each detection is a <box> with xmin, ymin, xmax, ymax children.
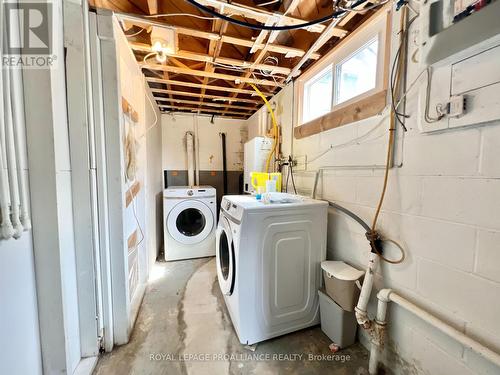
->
<box><xmin>216</xmin><ymin>215</ymin><xmax>235</xmax><ymax>296</ymax></box>
<box><xmin>167</xmin><ymin>200</ymin><xmax>214</xmax><ymax>245</ymax></box>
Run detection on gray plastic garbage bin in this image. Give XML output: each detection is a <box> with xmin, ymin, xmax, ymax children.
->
<box><xmin>318</xmin><ymin>289</ymin><xmax>357</xmax><ymax>348</ymax></box>
<box><xmin>321</xmin><ymin>261</ymin><xmax>364</xmax><ymax>312</ymax></box>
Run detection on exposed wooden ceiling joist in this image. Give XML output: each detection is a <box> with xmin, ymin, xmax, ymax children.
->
<box><xmin>146</xmin><ymin>77</ymin><xmax>273</xmax><ymax>96</ymax></box>
<box><xmin>191</xmin><ymin>0</ymin><xmax>328</xmax><ymax>33</ymax></box>
<box><xmin>141</xmin><ymin>63</ymin><xmax>285</xmax><ymax>87</ymax></box>
<box><xmin>155</xmin><ymin>97</ymin><xmax>255</xmax><ymax>111</ymax></box>
<box><xmin>97</xmin><ymin>0</ymin><xmax>382</xmax><ymax>118</ymax></box>
<box><xmin>159</xmin><ymin>104</ymin><xmax>250</xmax><ymax>117</ymax></box>
<box><xmin>150</xmin><ymin>88</ymin><xmax>261</xmax><ymax>104</ymax></box>
<box><xmin>131</xmin><ymin>42</ymin><xmax>291</xmax><ymax>75</ymax></box>
<box><xmin>117</xmin><ymin>15</ymin><xmax>322</xmax><ymax>59</ymax></box>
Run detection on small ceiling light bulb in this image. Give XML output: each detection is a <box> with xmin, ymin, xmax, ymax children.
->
<box><xmin>150</xmin><ymin>26</ymin><xmax>177</xmax><ymax>59</ymax></box>
<box><xmin>156</xmin><ymin>51</ymin><xmax>167</xmax><ymax>63</ymax></box>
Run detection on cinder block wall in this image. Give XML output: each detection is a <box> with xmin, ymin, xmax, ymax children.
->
<box><xmin>247</xmin><ymin>13</ymin><xmax>500</xmax><ymax>375</ymax></box>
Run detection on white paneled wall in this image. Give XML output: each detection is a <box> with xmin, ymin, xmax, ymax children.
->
<box><xmin>247</xmin><ymin>7</ymin><xmax>500</xmax><ymax>375</ymax></box>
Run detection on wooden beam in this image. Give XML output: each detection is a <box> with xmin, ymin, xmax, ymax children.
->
<box><xmin>221</xmin><ymin>0</ymin><xmax>302</xmax><ymax>115</ymax></box>
<box><xmin>158</xmin><ymin>105</ymin><xmax>252</xmax><ymax>117</ymax></box>
<box><xmin>146</xmin><ymin>77</ymin><xmax>273</xmax><ymax>96</ymax></box>
<box><xmin>294</xmin><ymin>90</ymin><xmax>387</xmax><ymax>139</ymax></box>
<box><xmin>146</xmin><ymin>0</ymin><xmax>157</xmax><ymax>15</ymax></box>
<box><xmin>141</xmin><ymin>63</ymin><xmax>283</xmax><ymax>87</ymax></box>
<box><xmin>155</xmin><ymin>97</ymin><xmax>254</xmax><ymax>111</ymax></box>
<box><xmin>130</xmin><ymin>42</ymin><xmax>291</xmax><ymax>75</ymax></box>
<box><xmin>116</xmin><ymin>14</ymin><xmax>321</xmax><ymax>59</ymax></box>
<box><xmin>150</xmin><ymin>88</ymin><xmax>261</xmax><ymax>104</ymax></box>
<box><xmin>192</xmin><ymin>0</ymin><xmax>327</xmax><ymax>33</ymax></box>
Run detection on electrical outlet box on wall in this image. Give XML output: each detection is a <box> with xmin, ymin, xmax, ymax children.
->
<box><xmin>418</xmin><ymin>2</ymin><xmax>500</xmax><ymax>134</ymax></box>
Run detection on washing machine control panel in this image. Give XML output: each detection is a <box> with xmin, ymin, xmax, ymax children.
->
<box><xmin>221</xmin><ymin>197</ymin><xmax>244</xmax><ymax>222</ymax></box>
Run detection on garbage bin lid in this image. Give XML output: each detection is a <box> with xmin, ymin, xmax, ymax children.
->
<box><xmin>321</xmin><ymin>261</ymin><xmax>364</xmax><ymax>281</ymax></box>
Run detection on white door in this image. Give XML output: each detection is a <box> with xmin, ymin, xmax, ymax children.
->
<box><xmin>216</xmin><ymin>216</ymin><xmax>235</xmax><ymax>295</ymax></box>
<box><xmin>167</xmin><ymin>200</ymin><xmax>214</xmax><ymax>245</ymax></box>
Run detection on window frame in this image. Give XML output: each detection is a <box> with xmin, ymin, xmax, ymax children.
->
<box><xmin>294</xmin><ymin>6</ymin><xmax>392</xmax><ymax>136</ymax></box>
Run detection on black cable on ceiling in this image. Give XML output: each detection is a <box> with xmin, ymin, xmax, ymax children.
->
<box><xmin>185</xmin><ymin>0</ymin><xmax>368</xmax><ymax>31</ymax></box>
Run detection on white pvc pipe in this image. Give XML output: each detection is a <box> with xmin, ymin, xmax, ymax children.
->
<box><xmin>9</xmin><ymin>52</ymin><xmax>31</xmax><ymax>230</ymax></box>
<box><xmin>186</xmin><ymin>131</ymin><xmax>195</xmax><ymax>187</ymax></box>
<box><xmin>371</xmin><ymin>289</ymin><xmax>500</xmax><ymax>372</ymax></box>
<box><xmin>0</xmin><ymin>23</ymin><xmax>15</xmax><ymax>240</ymax></box>
<box><xmin>3</xmin><ymin>62</ymin><xmax>23</xmax><ymax>238</ymax></box>
<box><xmin>356</xmin><ymin>252</ymin><xmax>380</xmax><ymax>320</ymax></box>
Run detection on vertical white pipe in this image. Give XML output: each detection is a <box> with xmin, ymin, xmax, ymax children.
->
<box><xmin>356</xmin><ymin>252</ymin><xmax>380</xmax><ymax>314</ymax></box>
<box><xmin>186</xmin><ymin>131</ymin><xmax>195</xmax><ymax>187</ymax></box>
<box><xmin>194</xmin><ymin>115</ymin><xmax>200</xmax><ymax>186</ymax></box>
<box><xmin>9</xmin><ymin>57</ymin><xmax>31</xmax><ymax>230</ymax></box>
<box><xmin>0</xmin><ymin>18</ymin><xmax>15</xmax><ymax>239</ymax></box>
<box><xmin>3</xmin><ymin>62</ymin><xmax>23</xmax><ymax>238</ymax></box>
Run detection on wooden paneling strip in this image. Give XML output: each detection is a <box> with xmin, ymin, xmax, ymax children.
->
<box><xmin>128</xmin><ymin>229</ymin><xmax>138</xmax><ymax>253</ymax></box>
<box><xmin>294</xmin><ymin>91</ymin><xmax>388</xmax><ymax>139</ymax></box>
<box><xmin>125</xmin><ymin>181</ymin><xmax>141</xmax><ymax>208</ymax></box>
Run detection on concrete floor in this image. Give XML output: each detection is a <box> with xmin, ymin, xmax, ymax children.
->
<box><xmin>94</xmin><ymin>258</ymin><xmax>370</xmax><ymax>375</ymax></box>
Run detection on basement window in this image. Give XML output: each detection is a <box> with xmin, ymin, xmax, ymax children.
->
<box><xmin>335</xmin><ymin>38</ymin><xmax>379</xmax><ymax>105</ymax></box>
<box><xmin>295</xmin><ymin>7</ymin><xmax>391</xmax><ymax>136</ymax></box>
<box><xmin>303</xmin><ymin>68</ymin><xmax>333</xmax><ymax>122</ymax></box>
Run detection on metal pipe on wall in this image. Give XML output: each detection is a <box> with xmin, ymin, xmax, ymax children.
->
<box><xmin>186</xmin><ymin>131</ymin><xmax>195</xmax><ymax>186</ymax></box>
<box><xmin>194</xmin><ymin>115</ymin><xmax>200</xmax><ymax>186</ymax></box>
<box><xmin>220</xmin><ymin>132</ymin><xmax>228</xmax><ymax>195</ymax></box>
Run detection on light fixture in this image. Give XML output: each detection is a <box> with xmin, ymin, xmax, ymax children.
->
<box><xmin>150</xmin><ymin>26</ymin><xmax>177</xmax><ymax>63</ymax></box>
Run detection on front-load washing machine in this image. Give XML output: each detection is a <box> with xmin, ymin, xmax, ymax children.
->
<box><xmin>216</xmin><ymin>194</ymin><xmax>328</xmax><ymax>345</ymax></box>
<box><xmin>164</xmin><ymin>186</ymin><xmax>216</xmax><ymax>261</ymax></box>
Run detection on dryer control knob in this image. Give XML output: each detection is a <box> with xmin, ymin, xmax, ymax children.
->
<box><xmin>187</xmin><ymin>190</ymin><xmax>194</xmax><ymax>196</ymax></box>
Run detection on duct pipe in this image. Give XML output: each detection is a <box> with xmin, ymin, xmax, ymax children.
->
<box><xmin>0</xmin><ymin>23</ymin><xmax>15</xmax><ymax>239</ymax></box>
<box><xmin>186</xmin><ymin>131</ymin><xmax>195</xmax><ymax>187</ymax></box>
<box><xmin>3</xmin><ymin>62</ymin><xmax>23</xmax><ymax>238</ymax></box>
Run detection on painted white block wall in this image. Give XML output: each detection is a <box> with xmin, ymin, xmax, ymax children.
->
<box><xmin>247</xmin><ymin>8</ymin><xmax>500</xmax><ymax>375</ymax></box>
<box><xmin>162</xmin><ymin>114</ymin><xmax>247</xmax><ymax>172</ymax></box>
